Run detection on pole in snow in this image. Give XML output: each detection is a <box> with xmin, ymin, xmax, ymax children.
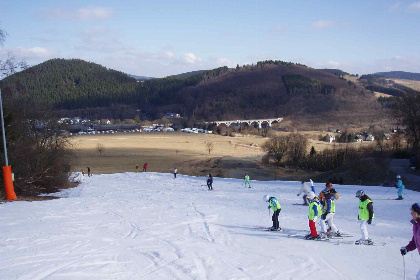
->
<box><xmin>0</xmin><ymin>89</ymin><xmax>17</xmax><ymax>200</ymax></box>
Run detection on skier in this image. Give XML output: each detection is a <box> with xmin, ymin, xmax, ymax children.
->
<box><xmin>174</xmin><ymin>168</ymin><xmax>177</xmax><ymax>179</ymax></box>
<box><xmin>207</xmin><ymin>174</ymin><xmax>213</xmax><ymax>190</ymax></box>
<box><xmin>136</xmin><ymin>164</ymin><xmax>139</xmax><ymax>173</ymax></box>
<box><xmin>87</xmin><ymin>167</ymin><xmax>91</xmax><ymax>177</ymax></box>
<box><xmin>400</xmin><ymin>202</ymin><xmax>420</xmax><ymax>279</ymax></box>
<box><xmin>355</xmin><ymin>190</ymin><xmax>374</xmax><ymax>245</ymax></box>
<box><xmin>297</xmin><ymin>179</ymin><xmax>315</xmax><ymax>205</ymax></box>
<box><xmin>395</xmin><ymin>175</ymin><xmax>405</xmax><ymax>200</ymax></box>
<box><xmin>263</xmin><ymin>194</ymin><xmax>281</xmax><ymax>231</ymax></box>
<box><xmin>244</xmin><ymin>173</ymin><xmax>251</xmax><ymax>188</ymax></box>
<box><xmin>81</xmin><ymin>169</ymin><xmax>85</xmax><ymax>176</ymax></box>
<box><xmin>143</xmin><ymin>163</ymin><xmax>147</xmax><ymax>172</ymax></box>
<box><xmin>306</xmin><ymin>191</ymin><xmax>322</xmax><ymax>240</ymax></box>
<box><xmin>319</xmin><ymin>187</ymin><xmax>341</xmax><ymax>238</ymax></box>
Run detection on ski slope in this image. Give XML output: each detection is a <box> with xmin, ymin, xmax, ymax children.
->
<box><xmin>0</xmin><ymin>172</ymin><xmax>419</xmax><ymax>280</ymax></box>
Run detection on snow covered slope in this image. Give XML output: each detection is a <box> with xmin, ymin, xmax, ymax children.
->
<box><xmin>0</xmin><ymin>172</ymin><xmax>419</xmax><ymax>279</ymax></box>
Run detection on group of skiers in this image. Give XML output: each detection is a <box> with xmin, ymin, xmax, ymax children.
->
<box><xmin>265</xmin><ymin>175</ymin><xmax>407</xmax><ymax>246</ymax></box>
<box><xmin>135</xmin><ymin>163</ymin><xmax>148</xmax><ymax>172</ymax></box>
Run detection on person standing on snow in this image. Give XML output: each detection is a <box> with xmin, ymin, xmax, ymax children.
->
<box><xmin>87</xmin><ymin>167</ymin><xmax>91</xmax><ymax>177</ymax></box>
<box><xmin>143</xmin><ymin>163</ymin><xmax>148</xmax><ymax>172</ymax></box>
<box><xmin>306</xmin><ymin>191</ymin><xmax>322</xmax><ymax>240</ymax></box>
<box><xmin>400</xmin><ymin>203</ymin><xmax>420</xmax><ymax>279</ymax></box>
<box><xmin>244</xmin><ymin>173</ymin><xmax>251</xmax><ymax>188</ymax></box>
<box><xmin>263</xmin><ymin>195</ymin><xmax>281</xmax><ymax>231</ymax></box>
<box><xmin>207</xmin><ymin>174</ymin><xmax>213</xmax><ymax>190</ymax></box>
<box><xmin>396</xmin><ymin>175</ymin><xmax>405</xmax><ymax>200</ymax></box>
<box><xmin>319</xmin><ymin>187</ymin><xmax>341</xmax><ymax>238</ymax></box>
<box><xmin>297</xmin><ymin>179</ymin><xmax>315</xmax><ymax>205</ymax></box>
<box><xmin>136</xmin><ymin>164</ymin><xmax>139</xmax><ymax>173</ymax></box>
<box><xmin>174</xmin><ymin>168</ymin><xmax>177</xmax><ymax>179</ymax></box>
<box><xmin>355</xmin><ymin>190</ymin><xmax>374</xmax><ymax>245</ymax></box>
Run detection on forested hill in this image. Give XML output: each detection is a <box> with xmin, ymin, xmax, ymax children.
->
<box><xmin>1</xmin><ymin>59</ymin><xmax>383</xmax><ymax>126</ymax></box>
<box><xmin>375</xmin><ymin>71</ymin><xmax>420</xmax><ymax>81</ymax></box>
<box><xmin>0</xmin><ymin>58</ymin><xmax>139</xmax><ymax>110</ymax></box>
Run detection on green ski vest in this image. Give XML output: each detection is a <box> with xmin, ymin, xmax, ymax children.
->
<box><xmin>269</xmin><ymin>197</ymin><xmax>281</xmax><ymax>211</ymax></box>
<box><xmin>359</xmin><ymin>199</ymin><xmax>374</xmax><ymax>220</ymax></box>
<box><xmin>308</xmin><ymin>201</ymin><xmax>322</xmax><ymax>220</ymax></box>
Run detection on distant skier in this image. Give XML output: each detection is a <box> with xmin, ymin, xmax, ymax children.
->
<box><xmin>174</xmin><ymin>168</ymin><xmax>177</xmax><ymax>179</ymax></box>
<box><xmin>81</xmin><ymin>169</ymin><xmax>85</xmax><ymax>176</ymax></box>
<box><xmin>87</xmin><ymin>167</ymin><xmax>91</xmax><ymax>177</ymax></box>
<box><xmin>395</xmin><ymin>175</ymin><xmax>405</xmax><ymax>200</ymax></box>
<box><xmin>355</xmin><ymin>190</ymin><xmax>374</xmax><ymax>245</ymax></box>
<box><xmin>136</xmin><ymin>164</ymin><xmax>139</xmax><ymax>173</ymax></box>
<box><xmin>244</xmin><ymin>173</ymin><xmax>251</xmax><ymax>188</ymax></box>
<box><xmin>319</xmin><ymin>184</ymin><xmax>341</xmax><ymax>238</ymax></box>
<box><xmin>400</xmin><ymin>203</ymin><xmax>420</xmax><ymax>279</ymax></box>
<box><xmin>305</xmin><ymin>191</ymin><xmax>322</xmax><ymax>240</ymax></box>
<box><xmin>263</xmin><ymin>194</ymin><xmax>281</xmax><ymax>231</ymax></box>
<box><xmin>207</xmin><ymin>174</ymin><xmax>213</xmax><ymax>190</ymax></box>
<box><xmin>143</xmin><ymin>163</ymin><xmax>147</xmax><ymax>172</ymax></box>
<box><xmin>297</xmin><ymin>179</ymin><xmax>315</xmax><ymax>205</ymax></box>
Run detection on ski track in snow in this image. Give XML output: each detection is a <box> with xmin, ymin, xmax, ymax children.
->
<box><xmin>0</xmin><ymin>172</ymin><xmax>420</xmax><ymax>279</ymax></box>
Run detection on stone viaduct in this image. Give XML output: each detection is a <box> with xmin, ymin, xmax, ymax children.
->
<box><xmin>208</xmin><ymin>117</ymin><xmax>283</xmax><ymax>129</ymax></box>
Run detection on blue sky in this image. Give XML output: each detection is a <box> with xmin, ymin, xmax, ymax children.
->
<box><xmin>1</xmin><ymin>0</ymin><xmax>419</xmax><ymax>77</ymax></box>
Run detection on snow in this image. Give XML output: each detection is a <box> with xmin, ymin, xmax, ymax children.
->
<box><xmin>1</xmin><ymin>172</ymin><xmax>419</xmax><ymax>280</ymax></box>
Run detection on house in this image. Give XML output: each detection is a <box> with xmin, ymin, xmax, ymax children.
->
<box><xmin>326</xmin><ymin>133</ymin><xmax>335</xmax><ymax>143</ymax></box>
<box><xmin>366</xmin><ymin>134</ymin><xmax>375</xmax><ymax>141</ymax></box>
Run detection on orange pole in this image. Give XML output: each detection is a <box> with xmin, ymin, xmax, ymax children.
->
<box><xmin>3</xmin><ymin>165</ymin><xmax>17</xmax><ymax>200</ymax></box>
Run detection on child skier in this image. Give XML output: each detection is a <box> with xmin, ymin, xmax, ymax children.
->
<box><xmin>306</xmin><ymin>191</ymin><xmax>322</xmax><ymax>240</ymax></box>
<box><xmin>143</xmin><ymin>163</ymin><xmax>148</xmax><ymax>172</ymax></box>
<box><xmin>319</xmin><ymin>188</ymin><xmax>341</xmax><ymax>238</ymax></box>
<box><xmin>244</xmin><ymin>173</ymin><xmax>251</xmax><ymax>188</ymax></box>
<box><xmin>207</xmin><ymin>174</ymin><xmax>213</xmax><ymax>190</ymax></box>
<box><xmin>355</xmin><ymin>190</ymin><xmax>374</xmax><ymax>245</ymax></box>
<box><xmin>395</xmin><ymin>175</ymin><xmax>405</xmax><ymax>200</ymax></box>
<box><xmin>174</xmin><ymin>168</ymin><xmax>177</xmax><ymax>179</ymax></box>
<box><xmin>263</xmin><ymin>194</ymin><xmax>281</xmax><ymax>231</ymax></box>
<box><xmin>136</xmin><ymin>164</ymin><xmax>139</xmax><ymax>173</ymax></box>
<box><xmin>297</xmin><ymin>179</ymin><xmax>315</xmax><ymax>205</ymax></box>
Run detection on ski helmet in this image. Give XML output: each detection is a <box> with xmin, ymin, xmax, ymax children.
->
<box><xmin>307</xmin><ymin>191</ymin><xmax>316</xmax><ymax>200</ymax></box>
<box><xmin>355</xmin><ymin>190</ymin><xmax>365</xmax><ymax>198</ymax></box>
<box><xmin>263</xmin><ymin>194</ymin><xmax>270</xmax><ymax>202</ymax></box>
<box><xmin>397</xmin><ymin>175</ymin><xmax>401</xmax><ymax>179</ymax></box>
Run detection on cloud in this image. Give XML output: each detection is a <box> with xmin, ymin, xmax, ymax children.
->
<box><xmin>44</xmin><ymin>6</ymin><xmax>114</xmax><ymax>21</ymax></box>
<box><xmin>182</xmin><ymin>53</ymin><xmax>202</xmax><ymax>64</ymax></box>
<box><xmin>216</xmin><ymin>58</ymin><xmax>236</xmax><ymax>68</ymax></box>
<box><xmin>311</xmin><ymin>20</ymin><xmax>335</xmax><ymax>29</ymax></box>
<box><xmin>389</xmin><ymin>2</ymin><xmax>402</xmax><ymax>12</ymax></box>
<box><xmin>0</xmin><ymin>47</ymin><xmax>56</xmax><ymax>59</ymax></box>
<box><xmin>409</xmin><ymin>2</ymin><xmax>420</xmax><ymax>12</ymax></box>
<box><xmin>327</xmin><ymin>60</ymin><xmax>341</xmax><ymax>68</ymax></box>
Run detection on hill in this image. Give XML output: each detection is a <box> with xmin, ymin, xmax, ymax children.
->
<box><xmin>1</xmin><ymin>59</ymin><xmax>387</xmax><ymax>127</ymax></box>
<box><xmin>375</xmin><ymin>71</ymin><xmax>420</xmax><ymax>81</ymax></box>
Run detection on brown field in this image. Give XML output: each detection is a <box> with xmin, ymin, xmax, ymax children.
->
<box><xmin>70</xmin><ymin>132</ymin><xmax>375</xmax><ymax>180</ymax></box>
<box><xmin>374</xmin><ymin>91</ymin><xmax>393</xmax><ymax>98</ymax></box>
<box><xmin>389</xmin><ymin>78</ymin><xmax>420</xmax><ymax>91</ymax></box>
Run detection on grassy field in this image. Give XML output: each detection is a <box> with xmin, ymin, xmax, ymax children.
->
<box><xmin>70</xmin><ymin>132</ymin><xmax>376</xmax><ymax>181</ymax></box>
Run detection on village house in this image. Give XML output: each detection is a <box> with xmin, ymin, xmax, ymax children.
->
<box><xmin>326</xmin><ymin>133</ymin><xmax>335</xmax><ymax>143</ymax></box>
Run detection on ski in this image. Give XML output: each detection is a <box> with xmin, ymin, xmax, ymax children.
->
<box><xmin>330</xmin><ymin>240</ymin><xmax>386</xmax><ymax>246</ymax></box>
<box><xmin>287</xmin><ymin>234</ymin><xmax>330</xmax><ymax>242</ymax></box>
<box><xmin>253</xmin><ymin>226</ymin><xmax>286</xmax><ymax>232</ymax></box>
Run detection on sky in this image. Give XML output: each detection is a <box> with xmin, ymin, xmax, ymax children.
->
<box><xmin>1</xmin><ymin>0</ymin><xmax>420</xmax><ymax>78</ymax></box>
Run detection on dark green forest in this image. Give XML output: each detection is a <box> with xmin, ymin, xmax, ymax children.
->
<box><xmin>0</xmin><ymin>58</ymin><xmax>387</xmax><ymax>125</ymax></box>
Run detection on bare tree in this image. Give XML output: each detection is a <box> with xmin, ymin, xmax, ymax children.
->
<box><xmin>393</xmin><ymin>93</ymin><xmax>420</xmax><ymax>157</ymax></box>
<box><xmin>97</xmin><ymin>143</ymin><xmax>105</xmax><ymax>156</ymax></box>
<box><xmin>205</xmin><ymin>142</ymin><xmax>214</xmax><ymax>155</ymax></box>
<box><xmin>287</xmin><ymin>132</ymin><xmax>308</xmax><ymax>169</ymax></box>
<box><xmin>262</xmin><ymin>136</ymin><xmax>289</xmax><ymax>165</ymax></box>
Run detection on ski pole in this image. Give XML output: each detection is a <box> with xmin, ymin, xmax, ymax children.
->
<box><xmin>383</xmin><ymin>186</ymin><xmax>393</xmax><ymax>195</ymax></box>
<box><xmin>403</xmin><ymin>254</ymin><xmax>406</xmax><ymax>280</ymax></box>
